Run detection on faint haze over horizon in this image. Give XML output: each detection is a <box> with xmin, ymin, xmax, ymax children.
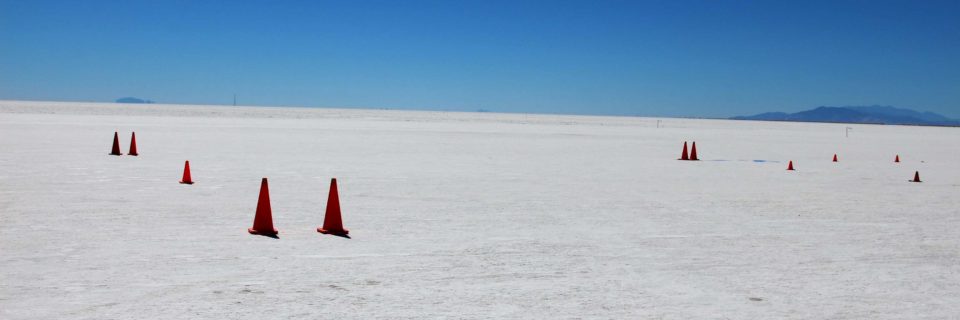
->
<box><xmin>1</xmin><ymin>0</ymin><xmax>958</xmax><ymax>118</ymax></box>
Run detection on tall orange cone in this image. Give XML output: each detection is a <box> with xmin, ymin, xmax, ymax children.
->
<box><xmin>690</xmin><ymin>142</ymin><xmax>699</xmax><ymax>161</ymax></box>
<box><xmin>832</xmin><ymin>154</ymin><xmax>838</xmax><ymax>162</ymax></box>
<box><xmin>910</xmin><ymin>171</ymin><xmax>921</xmax><ymax>183</ymax></box>
<box><xmin>787</xmin><ymin>161</ymin><xmax>795</xmax><ymax>171</ymax></box>
<box><xmin>318</xmin><ymin>178</ymin><xmax>349</xmax><ymax>237</ymax></box>
<box><xmin>678</xmin><ymin>142</ymin><xmax>689</xmax><ymax>160</ymax></box>
<box><xmin>110</xmin><ymin>132</ymin><xmax>122</xmax><ymax>156</ymax></box>
<box><xmin>249</xmin><ymin>178</ymin><xmax>279</xmax><ymax>236</ymax></box>
<box><xmin>895</xmin><ymin>155</ymin><xmax>900</xmax><ymax>163</ymax></box>
<box><xmin>179</xmin><ymin>161</ymin><xmax>194</xmax><ymax>184</ymax></box>
<box><xmin>128</xmin><ymin>132</ymin><xmax>138</xmax><ymax>156</ymax></box>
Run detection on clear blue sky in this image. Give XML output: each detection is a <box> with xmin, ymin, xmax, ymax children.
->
<box><xmin>1</xmin><ymin>0</ymin><xmax>958</xmax><ymax>118</ymax></box>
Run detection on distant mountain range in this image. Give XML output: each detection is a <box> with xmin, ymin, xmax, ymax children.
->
<box><xmin>731</xmin><ymin>106</ymin><xmax>959</xmax><ymax>126</ymax></box>
<box><xmin>116</xmin><ymin>97</ymin><xmax>153</xmax><ymax>104</ymax></box>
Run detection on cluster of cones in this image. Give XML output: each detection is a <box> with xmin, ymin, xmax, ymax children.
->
<box><xmin>109</xmin><ymin>132</ymin><xmax>138</xmax><ymax>156</ymax></box>
<box><xmin>249</xmin><ymin>178</ymin><xmax>350</xmax><ymax>238</ymax></box>
<box><xmin>891</xmin><ymin>155</ymin><xmax>922</xmax><ymax>182</ymax></box>
<box><xmin>678</xmin><ymin>141</ymin><xmax>698</xmax><ymax>161</ymax></box>
<box><xmin>790</xmin><ymin>153</ymin><xmax>920</xmax><ymax>182</ymax></box>
<box><xmin>108</xmin><ymin>132</ymin><xmax>350</xmax><ymax>238</ymax></box>
<box><xmin>112</xmin><ymin>132</ymin><xmax>197</xmax><ymax>184</ymax></box>
<box><xmin>676</xmin><ymin>141</ymin><xmax>922</xmax><ymax>183</ymax></box>
<box><xmin>110</xmin><ymin>129</ymin><xmax>928</xmax><ymax>241</ymax></box>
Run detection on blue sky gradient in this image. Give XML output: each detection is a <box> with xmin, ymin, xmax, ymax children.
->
<box><xmin>1</xmin><ymin>0</ymin><xmax>958</xmax><ymax>117</ymax></box>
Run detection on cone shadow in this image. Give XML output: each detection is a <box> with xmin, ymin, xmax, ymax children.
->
<box><xmin>248</xmin><ymin>228</ymin><xmax>279</xmax><ymax>239</ymax></box>
<box><xmin>250</xmin><ymin>232</ymin><xmax>279</xmax><ymax>239</ymax></box>
<box><xmin>318</xmin><ymin>229</ymin><xmax>351</xmax><ymax>239</ymax></box>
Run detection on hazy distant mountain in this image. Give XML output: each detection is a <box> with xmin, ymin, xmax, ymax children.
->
<box><xmin>731</xmin><ymin>106</ymin><xmax>959</xmax><ymax>126</ymax></box>
<box><xmin>115</xmin><ymin>97</ymin><xmax>153</xmax><ymax>104</ymax></box>
<box><xmin>842</xmin><ymin>106</ymin><xmax>954</xmax><ymax>123</ymax></box>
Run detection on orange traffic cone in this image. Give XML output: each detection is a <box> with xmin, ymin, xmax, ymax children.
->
<box><xmin>179</xmin><ymin>161</ymin><xmax>193</xmax><ymax>184</ymax></box>
<box><xmin>895</xmin><ymin>155</ymin><xmax>900</xmax><ymax>163</ymax></box>
<box><xmin>249</xmin><ymin>178</ymin><xmax>279</xmax><ymax>236</ymax></box>
<box><xmin>128</xmin><ymin>132</ymin><xmax>138</xmax><ymax>156</ymax></box>
<box><xmin>110</xmin><ymin>132</ymin><xmax>122</xmax><ymax>156</ymax></box>
<box><xmin>787</xmin><ymin>161</ymin><xmax>795</xmax><ymax>171</ymax></box>
<box><xmin>318</xmin><ymin>178</ymin><xmax>349</xmax><ymax>237</ymax></box>
<box><xmin>690</xmin><ymin>142</ymin><xmax>699</xmax><ymax>161</ymax></box>
<box><xmin>678</xmin><ymin>142</ymin><xmax>689</xmax><ymax>160</ymax></box>
<box><xmin>910</xmin><ymin>171</ymin><xmax>921</xmax><ymax>183</ymax></box>
<box><xmin>832</xmin><ymin>154</ymin><xmax>838</xmax><ymax>162</ymax></box>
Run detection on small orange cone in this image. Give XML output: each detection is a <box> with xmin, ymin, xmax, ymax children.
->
<box><xmin>179</xmin><ymin>161</ymin><xmax>193</xmax><ymax>184</ymax></box>
<box><xmin>832</xmin><ymin>154</ymin><xmax>838</xmax><ymax>162</ymax></box>
<box><xmin>110</xmin><ymin>132</ymin><xmax>122</xmax><ymax>156</ymax></box>
<box><xmin>910</xmin><ymin>171</ymin><xmax>921</xmax><ymax>183</ymax></box>
<box><xmin>678</xmin><ymin>142</ymin><xmax>689</xmax><ymax>160</ymax></box>
<box><xmin>318</xmin><ymin>178</ymin><xmax>349</xmax><ymax>237</ymax></box>
<box><xmin>787</xmin><ymin>161</ymin><xmax>795</xmax><ymax>171</ymax></box>
<box><xmin>895</xmin><ymin>155</ymin><xmax>900</xmax><ymax>163</ymax></box>
<box><xmin>128</xmin><ymin>132</ymin><xmax>138</xmax><ymax>156</ymax></box>
<box><xmin>249</xmin><ymin>178</ymin><xmax>279</xmax><ymax>236</ymax></box>
<box><xmin>690</xmin><ymin>142</ymin><xmax>699</xmax><ymax>161</ymax></box>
